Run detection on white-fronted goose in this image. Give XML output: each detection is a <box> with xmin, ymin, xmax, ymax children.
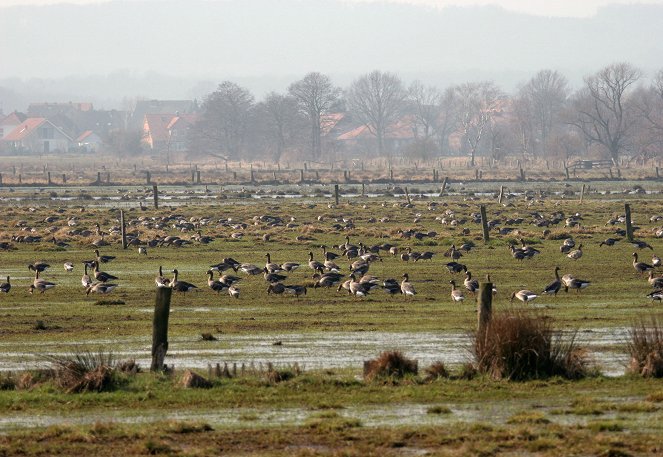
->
<box><xmin>566</xmin><ymin>278</ymin><xmax>591</xmax><ymax>292</ymax></box>
<box><xmin>30</xmin><ymin>271</ymin><xmax>56</xmax><ymax>294</ymax></box>
<box><xmin>63</xmin><ymin>262</ymin><xmax>74</xmax><ymax>272</ymax></box>
<box><xmin>207</xmin><ymin>270</ymin><xmax>229</xmax><ymax>293</ymax></box>
<box><xmin>510</xmin><ymin>290</ymin><xmax>538</xmax><ymax>304</ymax></box>
<box><xmin>281</xmin><ymin>261</ymin><xmax>301</xmax><ymax>272</ymax></box>
<box><xmin>464</xmin><ymin>271</ymin><xmax>479</xmax><ymax>295</ymax></box>
<box><xmin>239</xmin><ymin>264</ymin><xmax>262</xmax><ymax>276</ymax></box>
<box><xmin>313</xmin><ymin>272</ymin><xmax>344</xmax><ymax>289</ymax></box>
<box><xmin>308</xmin><ymin>252</ymin><xmax>325</xmax><ymax>274</ymax></box>
<box><xmin>0</xmin><ymin>276</ymin><xmax>10</xmax><ymax>294</ymax></box>
<box><xmin>86</xmin><ymin>283</ymin><xmax>118</xmax><ymax>295</ymax></box>
<box><xmin>228</xmin><ymin>285</ymin><xmax>240</xmax><ymax>299</ymax></box>
<box><xmin>445</xmin><ymin>262</ymin><xmax>467</xmax><ymax>274</ymax></box>
<box><xmin>348</xmin><ymin>274</ymin><xmax>370</xmax><ymax>297</ymax></box>
<box><xmin>82</xmin><ymin>264</ymin><xmax>93</xmax><ymax>288</ymax></box>
<box><xmin>93</xmin><ymin>261</ymin><xmax>118</xmax><ymax>283</ymax></box>
<box><xmin>633</xmin><ymin>252</ymin><xmax>655</xmax><ymax>274</ymax></box>
<box><xmin>653</xmin><ymin>255</ymin><xmax>662</xmax><ymax>268</ymax></box>
<box><xmin>155</xmin><ymin>266</ymin><xmax>170</xmax><ymax>288</ymax></box>
<box><xmin>264</xmin><ymin>253</ymin><xmax>283</xmax><ymax>273</ymax></box>
<box><xmin>263</xmin><ymin>267</ymin><xmax>287</xmax><ymax>283</ymax></box>
<box><xmin>648</xmin><ymin>271</ymin><xmax>663</xmax><ymax>289</ymax></box>
<box><xmin>171</xmin><ymin>269</ymin><xmax>198</xmax><ymax>294</ymax></box>
<box><xmin>647</xmin><ymin>289</ymin><xmax>663</xmax><ymax>303</ymax></box>
<box><xmin>94</xmin><ymin>249</ymin><xmax>115</xmax><ymax>263</ymax></box>
<box><xmin>449</xmin><ymin>280</ymin><xmax>465</xmax><ymax>302</ymax></box>
<box><xmin>267</xmin><ymin>282</ymin><xmax>286</xmax><ymax>294</ymax></box>
<box><xmin>567</xmin><ymin>244</ymin><xmax>583</xmax><ymax>260</ymax></box>
<box><xmin>382</xmin><ymin>278</ymin><xmax>400</xmax><ymax>295</ymax></box>
<box><xmin>400</xmin><ymin>273</ymin><xmax>416</xmax><ymax>297</ymax></box>
<box><xmin>542</xmin><ymin>267</ymin><xmax>562</xmax><ymax>296</ymax></box>
<box><xmin>28</xmin><ymin>262</ymin><xmax>50</xmax><ymax>273</ymax></box>
<box><xmin>284</xmin><ymin>285</ymin><xmax>307</xmax><ymax>298</ymax></box>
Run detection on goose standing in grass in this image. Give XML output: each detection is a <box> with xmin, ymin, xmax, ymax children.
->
<box><xmin>308</xmin><ymin>252</ymin><xmax>325</xmax><ymax>274</ymax></box>
<box><xmin>313</xmin><ymin>272</ymin><xmax>344</xmax><ymax>289</ymax></box>
<box><xmin>81</xmin><ymin>264</ymin><xmax>93</xmax><ymax>288</ymax></box>
<box><xmin>445</xmin><ymin>262</ymin><xmax>467</xmax><ymax>274</ymax></box>
<box><xmin>449</xmin><ymin>280</ymin><xmax>465</xmax><ymax>302</ymax></box>
<box><xmin>207</xmin><ymin>270</ymin><xmax>229</xmax><ymax>293</ymax></box>
<box><xmin>0</xmin><ymin>276</ymin><xmax>10</xmax><ymax>294</ymax></box>
<box><xmin>85</xmin><ymin>283</ymin><xmax>118</xmax><ymax>296</ymax></box>
<box><xmin>348</xmin><ymin>274</ymin><xmax>371</xmax><ymax>297</ymax></box>
<box><xmin>155</xmin><ymin>266</ymin><xmax>170</xmax><ymax>288</ymax></box>
<box><xmin>510</xmin><ymin>290</ymin><xmax>538</xmax><ymax>304</ymax></box>
<box><xmin>264</xmin><ymin>253</ymin><xmax>283</xmax><ymax>273</ymax></box>
<box><xmin>30</xmin><ymin>271</ymin><xmax>56</xmax><ymax>294</ymax></box>
<box><xmin>382</xmin><ymin>278</ymin><xmax>401</xmax><ymax>295</ymax></box>
<box><xmin>648</xmin><ymin>271</ymin><xmax>663</xmax><ymax>289</ymax></box>
<box><xmin>633</xmin><ymin>252</ymin><xmax>655</xmax><ymax>274</ymax></box>
<box><xmin>400</xmin><ymin>273</ymin><xmax>416</xmax><ymax>297</ymax></box>
<box><xmin>171</xmin><ymin>269</ymin><xmax>198</xmax><ymax>295</ymax></box>
<box><xmin>280</xmin><ymin>260</ymin><xmax>301</xmax><ymax>272</ymax></box>
<box><xmin>238</xmin><ymin>263</ymin><xmax>262</xmax><ymax>276</ymax></box>
<box><xmin>63</xmin><ymin>262</ymin><xmax>74</xmax><ymax>272</ymax></box>
<box><xmin>599</xmin><ymin>237</ymin><xmax>620</xmax><ymax>247</ymax></box>
<box><xmin>94</xmin><ymin>249</ymin><xmax>116</xmax><ymax>263</ymax></box>
<box><xmin>463</xmin><ymin>271</ymin><xmax>479</xmax><ymax>295</ymax></box>
<box><xmin>647</xmin><ymin>289</ymin><xmax>663</xmax><ymax>303</ymax></box>
<box><xmin>653</xmin><ymin>255</ymin><xmax>662</xmax><ymax>268</ymax></box>
<box><xmin>263</xmin><ymin>268</ymin><xmax>287</xmax><ymax>283</ymax></box>
<box><xmin>565</xmin><ymin>277</ymin><xmax>591</xmax><ymax>293</ymax></box>
<box><xmin>138</xmin><ymin>246</ymin><xmax>148</xmax><ymax>256</ymax></box>
<box><xmin>93</xmin><ymin>261</ymin><xmax>118</xmax><ymax>283</ymax></box>
<box><xmin>28</xmin><ymin>262</ymin><xmax>50</xmax><ymax>273</ymax></box>
<box><xmin>228</xmin><ymin>285</ymin><xmax>240</xmax><ymax>299</ymax></box>
<box><xmin>284</xmin><ymin>284</ymin><xmax>307</xmax><ymax>298</ymax></box>
<box><xmin>322</xmin><ymin>245</ymin><xmax>340</xmax><ymax>260</ymax></box>
<box><xmin>567</xmin><ymin>244</ymin><xmax>583</xmax><ymax>260</ymax></box>
<box><xmin>631</xmin><ymin>240</ymin><xmax>654</xmax><ymax>250</ymax></box>
<box><xmin>267</xmin><ymin>282</ymin><xmax>286</xmax><ymax>294</ymax></box>
<box><xmin>542</xmin><ymin>266</ymin><xmax>562</xmax><ymax>296</ymax></box>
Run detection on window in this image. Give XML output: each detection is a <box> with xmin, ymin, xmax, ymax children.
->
<box><xmin>39</xmin><ymin>127</ymin><xmax>54</xmax><ymax>139</ymax></box>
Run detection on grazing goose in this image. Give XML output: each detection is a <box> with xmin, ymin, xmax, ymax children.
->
<box><xmin>350</xmin><ymin>260</ymin><xmax>370</xmax><ymax>277</ymax></box>
<box><xmin>542</xmin><ymin>267</ymin><xmax>562</xmax><ymax>296</ymax></box>
<box><xmin>30</xmin><ymin>271</ymin><xmax>56</xmax><ymax>294</ymax></box>
<box><xmin>449</xmin><ymin>280</ymin><xmax>465</xmax><ymax>302</ymax></box>
<box><xmin>653</xmin><ymin>255</ymin><xmax>662</xmax><ymax>268</ymax></box>
<box><xmin>445</xmin><ymin>262</ymin><xmax>467</xmax><ymax>274</ymax></box>
<box><xmin>138</xmin><ymin>246</ymin><xmax>148</xmax><ymax>256</ymax></box>
<box><xmin>28</xmin><ymin>262</ymin><xmax>50</xmax><ymax>273</ymax></box>
<box><xmin>228</xmin><ymin>285</ymin><xmax>240</xmax><ymax>299</ymax></box>
<box><xmin>238</xmin><ymin>264</ymin><xmax>262</xmax><ymax>276</ymax></box>
<box><xmin>509</xmin><ymin>245</ymin><xmax>526</xmax><ymax>261</ymax></box>
<box><xmin>322</xmin><ymin>245</ymin><xmax>340</xmax><ymax>260</ymax></box>
<box><xmin>263</xmin><ymin>267</ymin><xmax>287</xmax><ymax>283</ymax></box>
<box><xmin>93</xmin><ymin>261</ymin><xmax>118</xmax><ymax>283</ymax></box>
<box><xmin>94</xmin><ymin>249</ymin><xmax>116</xmax><ymax>263</ymax></box>
<box><xmin>382</xmin><ymin>278</ymin><xmax>401</xmax><ymax>295</ymax></box>
<box><xmin>648</xmin><ymin>271</ymin><xmax>663</xmax><ymax>289</ymax></box>
<box><xmin>267</xmin><ymin>282</ymin><xmax>286</xmax><ymax>294</ymax></box>
<box><xmin>283</xmin><ymin>285</ymin><xmax>307</xmax><ymax>298</ymax></box>
<box><xmin>348</xmin><ymin>274</ymin><xmax>371</xmax><ymax>297</ymax></box>
<box><xmin>155</xmin><ymin>266</ymin><xmax>171</xmax><ymax>288</ymax></box>
<box><xmin>631</xmin><ymin>240</ymin><xmax>653</xmax><ymax>250</ymax></box>
<box><xmin>647</xmin><ymin>289</ymin><xmax>663</xmax><ymax>303</ymax></box>
<box><xmin>219</xmin><ymin>274</ymin><xmax>241</xmax><ymax>286</ymax></box>
<box><xmin>171</xmin><ymin>269</ymin><xmax>198</xmax><ymax>294</ymax></box>
<box><xmin>81</xmin><ymin>264</ymin><xmax>93</xmax><ymax>288</ymax></box>
<box><xmin>308</xmin><ymin>252</ymin><xmax>325</xmax><ymax>274</ymax></box>
<box><xmin>0</xmin><ymin>276</ymin><xmax>10</xmax><ymax>294</ymax></box>
<box><xmin>599</xmin><ymin>237</ymin><xmax>621</xmax><ymax>247</ymax></box>
<box><xmin>207</xmin><ymin>270</ymin><xmax>229</xmax><ymax>293</ymax></box>
<box><xmin>463</xmin><ymin>271</ymin><xmax>479</xmax><ymax>295</ymax></box>
<box><xmin>565</xmin><ymin>278</ymin><xmax>591</xmax><ymax>293</ymax></box>
<box><xmin>264</xmin><ymin>253</ymin><xmax>283</xmax><ymax>273</ymax></box>
<box><xmin>400</xmin><ymin>273</ymin><xmax>416</xmax><ymax>297</ymax></box>
<box><xmin>510</xmin><ymin>290</ymin><xmax>538</xmax><ymax>304</ymax></box>
<box><xmin>63</xmin><ymin>262</ymin><xmax>74</xmax><ymax>272</ymax></box>
<box><xmin>313</xmin><ymin>272</ymin><xmax>344</xmax><ymax>289</ymax></box>
<box><xmin>414</xmin><ymin>251</ymin><xmax>434</xmax><ymax>262</ymax></box>
<box><xmin>633</xmin><ymin>252</ymin><xmax>655</xmax><ymax>274</ymax></box>
<box><xmin>85</xmin><ymin>283</ymin><xmax>118</xmax><ymax>295</ymax></box>
<box><xmin>566</xmin><ymin>244</ymin><xmax>583</xmax><ymax>260</ymax></box>
<box><xmin>560</xmin><ymin>238</ymin><xmax>575</xmax><ymax>254</ymax></box>
<box><xmin>280</xmin><ymin>261</ymin><xmax>300</xmax><ymax>272</ymax></box>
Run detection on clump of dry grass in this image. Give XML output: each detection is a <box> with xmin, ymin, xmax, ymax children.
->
<box><xmin>473</xmin><ymin>309</ymin><xmax>589</xmax><ymax>381</ymax></box>
<box><xmin>363</xmin><ymin>351</ymin><xmax>418</xmax><ymax>382</ymax></box>
<box><xmin>180</xmin><ymin>370</ymin><xmax>213</xmax><ymax>389</ymax></box>
<box><xmin>628</xmin><ymin>315</ymin><xmax>663</xmax><ymax>378</ymax></box>
<box><xmin>46</xmin><ymin>350</ymin><xmax>120</xmax><ymax>393</ymax></box>
<box><xmin>423</xmin><ymin>361</ymin><xmax>449</xmax><ymax>382</ymax></box>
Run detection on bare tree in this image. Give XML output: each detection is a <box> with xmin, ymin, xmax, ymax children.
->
<box><xmin>346</xmin><ymin>70</ymin><xmax>408</xmax><ymax>157</ymax></box>
<box><xmin>288</xmin><ymin>72</ymin><xmax>340</xmax><ymax>160</ymax></box>
<box><xmin>434</xmin><ymin>87</ymin><xmax>460</xmax><ymax>156</ymax></box>
<box><xmin>408</xmin><ymin>80</ymin><xmax>441</xmax><ymax>158</ymax></box>
<box><xmin>254</xmin><ymin>92</ymin><xmax>305</xmax><ymax>163</ymax></box>
<box><xmin>514</xmin><ymin>69</ymin><xmax>569</xmax><ymax>157</ymax></box>
<box><xmin>569</xmin><ymin>62</ymin><xmax>642</xmax><ymax>162</ymax></box>
<box><xmin>193</xmin><ymin>81</ymin><xmax>255</xmax><ymax>159</ymax></box>
<box><xmin>454</xmin><ymin>81</ymin><xmax>503</xmax><ymax>167</ymax></box>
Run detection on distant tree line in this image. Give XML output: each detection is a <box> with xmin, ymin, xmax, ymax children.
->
<box><xmin>187</xmin><ymin>63</ymin><xmax>663</xmax><ymax>165</ymax></box>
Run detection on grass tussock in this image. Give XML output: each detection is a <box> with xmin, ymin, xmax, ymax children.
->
<box><xmin>474</xmin><ymin>309</ymin><xmax>589</xmax><ymax>381</ymax></box>
<box><xmin>363</xmin><ymin>351</ymin><xmax>418</xmax><ymax>382</ymax></box>
<box><xmin>47</xmin><ymin>350</ymin><xmax>122</xmax><ymax>393</ymax></box>
<box><xmin>423</xmin><ymin>361</ymin><xmax>449</xmax><ymax>382</ymax></box>
<box><xmin>627</xmin><ymin>315</ymin><xmax>663</xmax><ymax>378</ymax></box>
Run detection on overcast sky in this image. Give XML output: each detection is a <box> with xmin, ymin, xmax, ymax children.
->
<box><xmin>1</xmin><ymin>0</ymin><xmax>662</xmax><ymax>17</ymax></box>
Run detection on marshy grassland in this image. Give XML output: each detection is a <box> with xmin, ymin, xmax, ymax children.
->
<box><xmin>1</xmin><ymin>178</ymin><xmax>663</xmax><ymax>455</ymax></box>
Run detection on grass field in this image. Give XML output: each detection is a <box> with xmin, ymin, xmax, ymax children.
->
<box><xmin>2</xmin><ymin>180</ymin><xmax>663</xmax><ymax>454</ymax></box>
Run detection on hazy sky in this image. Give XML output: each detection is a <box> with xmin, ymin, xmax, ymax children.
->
<box><xmin>1</xmin><ymin>0</ymin><xmax>662</xmax><ymax>17</ymax></box>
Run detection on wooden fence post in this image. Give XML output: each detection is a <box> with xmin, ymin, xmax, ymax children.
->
<box><xmin>441</xmin><ymin>176</ymin><xmax>448</xmax><ymax>192</ymax></box>
<box><xmin>478</xmin><ymin>282</ymin><xmax>493</xmax><ymax>331</ymax></box>
<box><xmin>151</xmin><ymin>287</ymin><xmax>172</xmax><ymax>372</ymax></box>
<box><xmin>47</xmin><ymin>171</ymin><xmax>52</xmax><ymax>185</ymax></box>
<box><xmin>62</xmin><ymin>173</ymin><xmax>66</xmax><ymax>184</ymax></box>
<box><xmin>334</xmin><ymin>184</ymin><xmax>340</xmax><ymax>206</ymax></box>
<box><xmin>146</xmin><ymin>171</ymin><xmax>151</xmax><ymax>185</ymax></box>
<box><xmin>580</xmin><ymin>184</ymin><xmax>585</xmax><ymax>204</ymax></box>
<box><xmin>196</xmin><ymin>170</ymin><xmax>201</xmax><ymax>184</ymax></box>
<box><xmin>405</xmin><ymin>187</ymin><xmax>411</xmax><ymax>205</ymax></box>
<box><xmin>97</xmin><ymin>172</ymin><xmax>101</xmax><ymax>184</ymax></box>
<box><xmin>625</xmin><ymin>203</ymin><xmax>633</xmax><ymax>242</ymax></box>
<box><xmin>120</xmin><ymin>210</ymin><xmax>127</xmax><ymax>249</ymax></box>
<box><xmin>498</xmin><ymin>185</ymin><xmax>505</xmax><ymax>204</ymax></box>
<box><xmin>153</xmin><ymin>184</ymin><xmax>159</xmax><ymax>209</ymax></box>
<box><xmin>480</xmin><ymin>205</ymin><xmax>490</xmax><ymax>243</ymax></box>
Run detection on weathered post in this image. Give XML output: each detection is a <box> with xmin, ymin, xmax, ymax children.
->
<box><xmin>475</xmin><ymin>169</ymin><xmax>479</xmax><ymax>180</ymax></box>
<box><xmin>18</xmin><ymin>174</ymin><xmax>22</xmax><ymax>184</ymax></box>
<box><xmin>151</xmin><ymin>286</ymin><xmax>172</xmax><ymax>372</ymax></box>
<box><xmin>498</xmin><ymin>185</ymin><xmax>505</xmax><ymax>205</ymax></box>
<box><xmin>191</xmin><ymin>171</ymin><xmax>196</xmax><ymax>183</ymax></box>
<box><xmin>120</xmin><ymin>210</ymin><xmax>127</xmax><ymax>249</ymax></box>
<box><xmin>97</xmin><ymin>172</ymin><xmax>101</xmax><ymax>184</ymax></box>
<box><xmin>196</xmin><ymin>170</ymin><xmax>201</xmax><ymax>184</ymax></box>
<box><xmin>480</xmin><ymin>205</ymin><xmax>490</xmax><ymax>243</ymax></box>
<box><xmin>657</xmin><ymin>167</ymin><xmax>660</xmax><ymax>179</ymax></box>
<box><xmin>441</xmin><ymin>176</ymin><xmax>448</xmax><ymax>192</ymax></box>
<box><xmin>405</xmin><ymin>187</ymin><xmax>411</xmax><ymax>205</ymax></box>
<box><xmin>250</xmin><ymin>170</ymin><xmax>255</xmax><ymax>183</ymax></box>
<box><xmin>232</xmin><ymin>171</ymin><xmax>237</xmax><ymax>181</ymax></box>
<box><xmin>625</xmin><ymin>203</ymin><xmax>634</xmax><ymax>242</ymax></box>
<box><xmin>334</xmin><ymin>184</ymin><xmax>340</xmax><ymax>206</ymax></box>
<box><xmin>519</xmin><ymin>168</ymin><xmax>525</xmax><ymax>181</ymax></box>
<box><xmin>478</xmin><ymin>281</ymin><xmax>493</xmax><ymax>331</ymax></box>
<box><xmin>146</xmin><ymin>171</ymin><xmax>151</xmax><ymax>185</ymax></box>
<box><xmin>580</xmin><ymin>184</ymin><xmax>586</xmax><ymax>204</ymax></box>
<box><xmin>152</xmin><ymin>184</ymin><xmax>159</xmax><ymax>209</ymax></box>
<box><xmin>47</xmin><ymin>171</ymin><xmax>52</xmax><ymax>185</ymax></box>
<box><xmin>62</xmin><ymin>173</ymin><xmax>66</xmax><ymax>184</ymax></box>
<box><xmin>432</xmin><ymin>168</ymin><xmax>437</xmax><ymax>182</ymax></box>
<box><xmin>0</xmin><ymin>173</ymin><xmax>3</xmax><ymax>186</ymax></box>
<box><xmin>299</xmin><ymin>169</ymin><xmax>304</xmax><ymax>183</ymax></box>
<box><xmin>389</xmin><ymin>169</ymin><xmax>394</xmax><ymax>182</ymax></box>
<box><xmin>361</xmin><ymin>182</ymin><xmax>365</xmax><ymax>197</ymax></box>
<box><xmin>106</xmin><ymin>172</ymin><xmax>111</xmax><ymax>183</ymax></box>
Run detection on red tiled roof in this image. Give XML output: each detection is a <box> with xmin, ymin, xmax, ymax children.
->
<box><xmin>337</xmin><ymin>116</ymin><xmax>416</xmax><ymax>141</ymax></box>
<box><xmin>1</xmin><ymin>111</ymin><xmax>27</xmax><ymax>126</ymax></box>
<box><xmin>3</xmin><ymin>118</ymin><xmax>47</xmax><ymax>141</ymax></box>
<box><xmin>166</xmin><ymin>113</ymin><xmax>197</xmax><ymax>130</ymax></box>
<box><xmin>320</xmin><ymin>113</ymin><xmax>345</xmax><ymax>136</ymax></box>
<box><xmin>144</xmin><ymin>114</ymin><xmax>174</xmax><ymax>142</ymax></box>
<box><xmin>76</xmin><ymin>130</ymin><xmax>94</xmax><ymax>142</ymax></box>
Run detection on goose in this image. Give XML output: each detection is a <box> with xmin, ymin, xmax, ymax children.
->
<box><xmin>81</xmin><ymin>264</ymin><xmax>93</xmax><ymax>288</ymax></box>
<box><xmin>631</xmin><ymin>240</ymin><xmax>654</xmax><ymax>250</ymax></box>
<box><xmin>647</xmin><ymin>289</ymin><xmax>663</xmax><ymax>303</ymax></box>
<box><xmin>267</xmin><ymin>282</ymin><xmax>286</xmax><ymax>294</ymax></box>
<box><xmin>648</xmin><ymin>271</ymin><xmax>663</xmax><ymax>289</ymax></box>
<box><xmin>93</xmin><ymin>261</ymin><xmax>118</xmax><ymax>283</ymax></box>
<box><xmin>63</xmin><ymin>262</ymin><xmax>74</xmax><ymax>272</ymax></box>
<box><xmin>30</xmin><ymin>271</ymin><xmax>56</xmax><ymax>294</ymax></box>
<box><xmin>219</xmin><ymin>274</ymin><xmax>241</xmax><ymax>286</ymax></box>
<box><xmin>510</xmin><ymin>290</ymin><xmax>538</xmax><ymax>304</ymax></box>
<box><xmin>263</xmin><ymin>267</ymin><xmax>287</xmax><ymax>283</ymax></box>
<box><xmin>560</xmin><ymin>238</ymin><xmax>575</xmax><ymax>254</ymax></box>
<box><xmin>207</xmin><ymin>270</ymin><xmax>229</xmax><ymax>293</ymax></box>
<box><xmin>463</xmin><ymin>271</ymin><xmax>479</xmax><ymax>295</ymax></box>
<box><xmin>653</xmin><ymin>255</ymin><xmax>662</xmax><ymax>268</ymax></box>
<box><xmin>155</xmin><ymin>266</ymin><xmax>171</xmax><ymax>288</ymax></box>
<box><xmin>238</xmin><ymin>264</ymin><xmax>262</xmax><ymax>276</ymax></box>
<box><xmin>486</xmin><ymin>274</ymin><xmax>498</xmax><ymax>297</ymax></box>
<box><xmin>308</xmin><ymin>252</ymin><xmax>325</xmax><ymax>274</ymax></box>
<box><xmin>445</xmin><ymin>262</ymin><xmax>467</xmax><ymax>274</ymax></box>
<box><xmin>382</xmin><ymin>278</ymin><xmax>401</xmax><ymax>295</ymax></box>
<box><xmin>444</xmin><ymin>245</ymin><xmax>462</xmax><ymax>260</ymax></box>
<box><xmin>633</xmin><ymin>252</ymin><xmax>655</xmax><ymax>274</ymax></box>
<box><xmin>264</xmin><ymin>253</ymin><xmax>283</xmax><ymax>273</ymax></box>
<box><xmin>280</xmin><ymin>261</ymin><xmax>301</xmax><ymax>272</ymax></box>
<box><xmin>414</xmin><ymin>251</ymin><xmax>434</xmax><ymax>262</ymax></box>
<box><xmin>348</xmin><ymin>274</ymin><xmax>371</xmax><ymax>297</ymax></box>
<box><xmin>599</xmin><ymin>238</ymin><xmax>620</xmax><ymax>247</ymax></box>
<box><xmin>228</xmin><ymin>285</ymin><xmax>240</xmax><ymax>299</ymax></box>
<box><xmin>210</xmin><ymin>260</ymin><xmax>236</xmax><ymax>273</ymax></box>
<box><xmin>449</xmin><ymin>280</ymin><xmax>465</xmax><ymax>302</ymax></box>
<box><xmin>400</xmin><ymin>247</ymin><xmax>412</xmax><ymax>262</ymax></box>
<box><xmin>283</xmin><ymin>285</ymin><xmax>307</xmax><ymax>298</ymax></box>
<box><xmin>85</xmin><ymin>283</ymin><xmax>118</xmax><ymax>295</ymax></box>
<box><xmin>94</xmin><ymin>249</ymin><xmax>115</xmax><ymax>263</ymax></box>
<box><xmin>509</xmin><ymin>245</ymin><xmax>526</xmax><ymax>261</ymax></box>
<box><xmin>0</xmin><ymin>276</ymin><xmax>10</xmax><ymax>293</ymax></box>
<box><xmin>323</xmin><ymin>258</ymin><xmax>341</xmax><ymax>272</ymax></box>
<box><xmin>28</xmin><ymin>262</ymin><xmax>50</xmax><ymax>273</ymax></box>
<box><xmin>400</xmin><ymin>273</ymin><xmax>416</xmax><ymax>297</ymax></box>
<box><xmin>313</xmin><ymin>272</ymin><xmax>344</xmax><ymax>289</ymax></box>
<box><xmin>519</xmin><ymin>239</ymin><xmax>541</xmax><ymax>258</ymax></box>
<box><xmin>321</xmin><ymin>245</ymin><xmax>340</xmax><ymax>260</ymax></box>
<box><xmin>566</xmin><ymin>278</ymin><xmax>591</xmax><ymax>293</ymax></box>
<box><xmin>566</xmin><ymin>244</ymin><xmax>583</xmax><ymax>260</ymax></box>
<box><xmin>171</xmin><ymin>269</ymin><xmax>198</xmax><ymax>294</ymax></box>
<box><xmin>138</xmin><ymin>246</ymin><xmax>148</xmax><ymax>255</ymax></box>
<box><xmin>542</xmin><ymin>267</ymin><xmax>562</xmax><ymax>296</ymax></box>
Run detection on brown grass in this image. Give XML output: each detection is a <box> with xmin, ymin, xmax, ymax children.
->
<box><xmin>423</xmin><ymin>361</ymin><xmax>449</xmax><ymax>382</ymax></box>
<box><xmin>363</xmin><ymin>351</ymin><xmax>418</xmax><ymax>382</ymax></box>
<box><xmin>474</xmin><ymin>309</ymin><xmax>589</xmax><ymax>381</ymax></box>
<box><xmin>47</xmin><ymin>350</ymin><xmax>119</xmax><ymax>393</ymax></box>
<box><xmin>627</xmin><ymin>315</ymin><xmax>663</xmax><ymax>378</ymax></box>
